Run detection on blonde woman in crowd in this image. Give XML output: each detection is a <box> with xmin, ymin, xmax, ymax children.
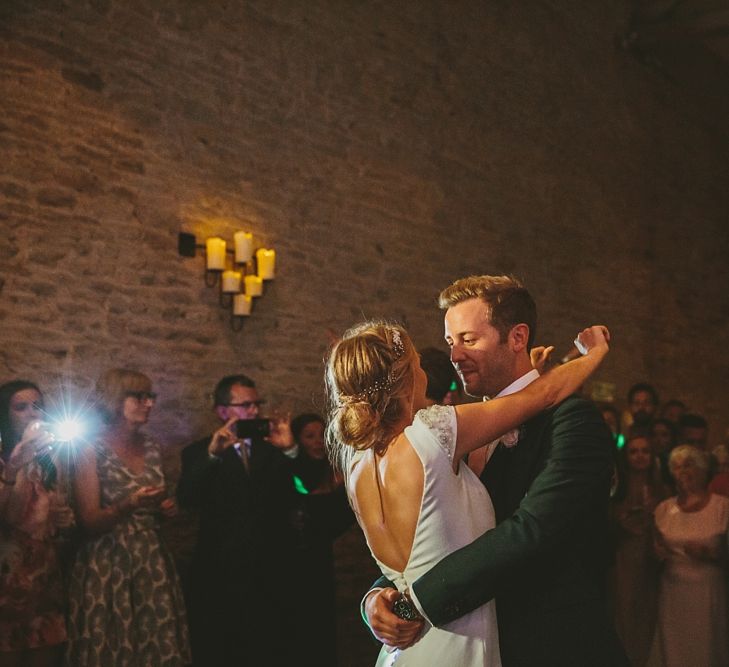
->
<box><xmin>65</xmin><ymin>369</ymin><xmax>190</xmax><ymax>667</ymax></box>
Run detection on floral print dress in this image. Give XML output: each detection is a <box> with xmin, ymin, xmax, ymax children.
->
<box><xmin>0</xmin><ymin>459</ymin><xmax>67</xmax><ymax>652</ymax></box>
<box><xmin>65</xmin><ymin>437</ymin><xmax>190</xmax><ymax>667</ymax></box>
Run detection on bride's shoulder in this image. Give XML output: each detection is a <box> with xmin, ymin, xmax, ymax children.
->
<box><xmin>413</xmin><ymin>404</ymin><xmax>455</xmax><ymax>431</ymax></box>
<box><xmin>411</xmin><ymin>405</ymin><xmax>457</xmax><ymax>460</ymax></box>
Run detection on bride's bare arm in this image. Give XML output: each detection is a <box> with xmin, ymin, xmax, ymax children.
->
<box><xmin>452</xmin><ymin>326</ymin><xmax>609</xmax><ymax>464</ymax></box>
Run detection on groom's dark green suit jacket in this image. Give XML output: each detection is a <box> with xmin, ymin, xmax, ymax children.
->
<box><xmin>375</xmin><ymin>395</ymin><xmax>629</xmax><ymax>667</ymax></box>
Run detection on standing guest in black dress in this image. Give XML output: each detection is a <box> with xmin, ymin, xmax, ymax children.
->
<box><xmin>290</xmin><ymin>413</ymin><xmax>354</xmax><ymax>666</ymax></box>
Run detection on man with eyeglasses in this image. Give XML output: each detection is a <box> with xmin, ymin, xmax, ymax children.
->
<box><xmin>177</xmin><ymin>374</ymin><xmax>318</xmax><ymax>666</ymax></box>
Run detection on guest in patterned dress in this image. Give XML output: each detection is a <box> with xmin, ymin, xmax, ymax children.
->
<box><xmin>65</xmin><ymin>369</ymin><xmax>190</xmax><ymax>667</ymax></box>
<box><xmin>0</xmin><ymin>380</ymin><xmax>74</xmax><ymax>667</ymax></box>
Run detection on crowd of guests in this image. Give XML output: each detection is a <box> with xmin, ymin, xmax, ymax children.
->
<box><xmin>0</xmin><ymin>372</ymin><xmax>352</xmax><ymax>667</ymax></box>
<box><xmin>605</xmin><ymin>383</ymin><xmax>729</xmax><ymax>667</ymax></box>
<box><xmin>1</xmin><ymin>364</ymin><xmax>727</xmax><ymax>667</ymax></box>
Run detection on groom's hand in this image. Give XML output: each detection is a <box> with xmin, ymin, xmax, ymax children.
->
<box><xmin>364</xmin><ymin>588</ymin><xmax>423</xmax><ymax>648</ymax></box>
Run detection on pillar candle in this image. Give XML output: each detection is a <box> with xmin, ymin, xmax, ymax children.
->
<box><xmin>233</xmin><ymin>294</ymin><xmax>252</xmax><ymax>316</ymax></box>
<box><xmin>221</xmin><ymin>270</ymin><xmax>242</xmax><ymax>293</ymax></box>
<box><xmin>256</xmin><ymin>248</ymin><xmax>276</xmax><ymax>280</ymax></box>
<box><xmin>205</xmin><ymin>237</ymin><xmax>226</xmax><ymax>270</ymax></box>
<box><xmin>234</xmin><ymin>231</ymin><xmax>253</xmax><ymax>264</ymax></box>
<box><xmin>244</xmin><ymin>274</ymin><xmax>263</xmax><ymax>297</ymax></box>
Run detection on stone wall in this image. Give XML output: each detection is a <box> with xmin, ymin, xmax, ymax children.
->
<box><xmin>2</xmin><ymin>1</ymin><xmax>728</xmax><ymax>446</ymax></box>
<box><xmin>2</xmin><ymin>2</ymin><xmax>728</xmax><ymax>663</ymax></box>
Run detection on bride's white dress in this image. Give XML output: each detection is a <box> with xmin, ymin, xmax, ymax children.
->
<box><xmin>362</xmin><ymin>404</ymin><xmax>501</xmax><ymax>666</ymax></box>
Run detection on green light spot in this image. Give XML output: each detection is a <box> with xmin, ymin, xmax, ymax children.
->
<box><xmin>293</xmin><ymin>475</ymin><xmax>309</xmax><ymax>494</ymax></box>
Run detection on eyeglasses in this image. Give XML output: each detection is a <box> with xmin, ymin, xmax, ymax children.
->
<box><xmin>223</xmin><ymin>400</ymin><xmax>266</xmax><ymax>410</ymax></box>
<box><xmin>126</xmin><ymin>391</ymin><xmax>157</xmax><ymax>402</ymax></box>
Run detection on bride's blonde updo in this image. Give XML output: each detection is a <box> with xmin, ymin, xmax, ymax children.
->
<box><xmin>325</xmin><ymin>321</ymin><xmax>417</xmax><ymax>474</ymax></box>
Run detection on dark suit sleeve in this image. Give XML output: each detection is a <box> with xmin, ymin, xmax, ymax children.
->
<box><xmin>176</xmin><ymin>438</ymin><xmax>221</xmax><ymax>510</ymax></box>
<box><xmin>412</xmin><ymin>397</ymin><xmax>613</xmax><ymax>626</ymax></box>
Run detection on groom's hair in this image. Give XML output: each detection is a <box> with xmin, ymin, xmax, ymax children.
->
<box><xmin>438</xmin><ymin>275</ymin><xmax>537</xmax><ymax>349</ymax></box>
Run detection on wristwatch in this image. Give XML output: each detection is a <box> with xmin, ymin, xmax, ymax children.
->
<box><xmin>392</xmin><ymin>593</ymin><xmax>422</xmax><ymax>621</ymax></box>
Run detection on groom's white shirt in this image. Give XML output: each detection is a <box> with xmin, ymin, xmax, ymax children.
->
<box><xmin>490</xmin><ymin>368</ymin><xmax>540</xmax><ymax>399</ymax></box>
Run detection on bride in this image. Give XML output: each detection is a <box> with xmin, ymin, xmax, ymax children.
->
<box><xmin>325</xmin><ymin>321</ymin><xmax>609</xmax><ymax>666</ymax></box>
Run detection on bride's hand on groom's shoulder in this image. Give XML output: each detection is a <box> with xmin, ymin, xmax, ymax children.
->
<box><xmin>365</xmin><ymin>588</ymin><xmax>423</xmax><ymax>649</ymax></box>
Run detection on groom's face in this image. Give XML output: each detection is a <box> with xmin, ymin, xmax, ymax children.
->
<box><xmin>444</xmin><ymin>298</ymin><xmax>514</xmax><ymax>398</ymax></box>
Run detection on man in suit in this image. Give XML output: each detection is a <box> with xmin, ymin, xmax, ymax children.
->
<box><xmin>364</xmin><ymin>275</ymin><xmax>627</xmax><ymax>666</ymax></box>
<box><xmin>178</xmin><ymin>375</ymin><xmax>316</xmax><ymax>666</ymax></box>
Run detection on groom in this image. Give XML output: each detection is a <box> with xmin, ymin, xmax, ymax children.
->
<box><xmin>364</xmin><ymin>275</ymin><xmax>627</xmax><ymax>666</ymax></box>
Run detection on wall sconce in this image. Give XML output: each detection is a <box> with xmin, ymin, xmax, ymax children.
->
<box><xmin>178</xmin><ymin>231</ymin><xmax>276</xmax><ymax>330</ymax></box>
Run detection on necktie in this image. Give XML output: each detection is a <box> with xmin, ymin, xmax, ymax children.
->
<box><xmin>236</xmin><ymin>439</ymin><xmax>253</xmax><ymax>472</ymax></box>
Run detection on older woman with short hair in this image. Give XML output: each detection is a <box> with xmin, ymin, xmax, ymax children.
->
<box><xmin>653</xmin><ymin>445</ymin><xmax>729</xmax><ymax>667</ymax></box>
<box><xmin>65</xmin><ymin>369</ymin><xmax>190</xmax><ymax>667</ymax></box>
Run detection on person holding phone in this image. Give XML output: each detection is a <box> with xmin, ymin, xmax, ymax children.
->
<box><xmin>66</xmin><ymin>369</ymin><xmax>190</xmax><ymax>667</ymax></box>
<box><xmin>0</xmin><ymin>380</ymin><xmax>75</xmax><ymax>667</ymax></box>
<box><xmin>177</xmin><ymin>374</ymin><xmax>320</xmax><ymax>667</ymax></box>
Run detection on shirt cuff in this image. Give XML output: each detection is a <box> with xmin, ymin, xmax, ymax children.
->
<box><xmin>360</xmin><ymin>587</ymin><xmax>383</xmax><ymax>628</ymax></box>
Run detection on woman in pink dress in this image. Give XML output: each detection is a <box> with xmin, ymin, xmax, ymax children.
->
<box><xmin>654</xmin><ymin>445</ymin><xmax>729</xmax><ymax>667</ymax></box>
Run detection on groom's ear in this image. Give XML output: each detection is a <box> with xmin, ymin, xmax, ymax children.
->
<box><xmin>508</xmin><ymin>324</ymin><xmax>530</xmax><ymax>353</ymax></box>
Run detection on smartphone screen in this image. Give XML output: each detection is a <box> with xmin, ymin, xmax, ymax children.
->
<box><xmin>235</xmin><ymin>418</ymin><xmax>271</xmax><ymax>439</ymax></box>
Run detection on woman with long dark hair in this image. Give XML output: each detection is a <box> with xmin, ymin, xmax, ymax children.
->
<box><xmin>0</xmin><ymin>380</ymin><xmax>73</xmax><ymax>667</ymax></box>
<box><xmin>608</xmin><ymin>429</ymin><xmax>668</xmax><ymax>666</ymax></box>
